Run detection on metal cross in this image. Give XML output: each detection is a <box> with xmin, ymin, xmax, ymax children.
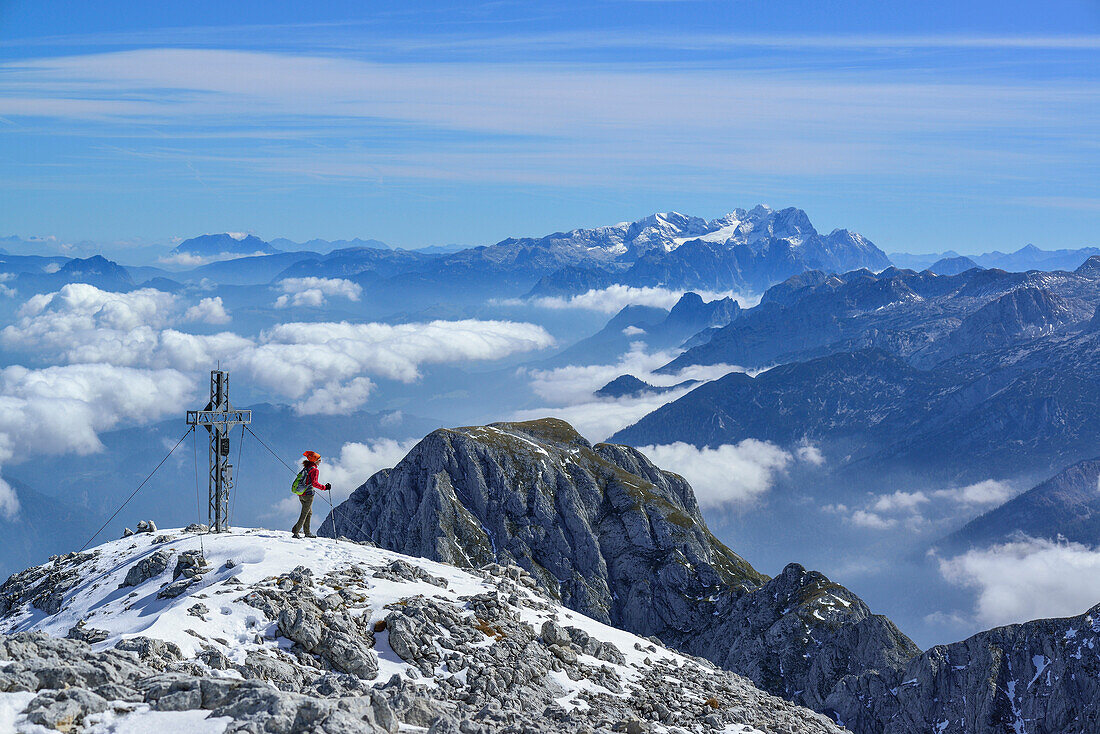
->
<box><xmin>186</xmin><ymin>370</ymin><xmax>252</xmax><ymax>532</ymax></box>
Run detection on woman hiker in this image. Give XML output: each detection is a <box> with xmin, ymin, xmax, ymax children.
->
<box><xmin>292</xmin><ymin>450</ymin><xmax>330</xmax><ymax>538</ymax></box>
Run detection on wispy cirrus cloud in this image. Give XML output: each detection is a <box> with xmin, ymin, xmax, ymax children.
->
<box><xmin>1</xmin><ymin>47</ymin><xmax>1096</xmax><ymax>192</ymax></box>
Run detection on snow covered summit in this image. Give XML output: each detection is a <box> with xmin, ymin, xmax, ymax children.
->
<box><xmin>0</xmin><ymin>526</ymin><xmax>844</xmax><ymax>734</ymax></box>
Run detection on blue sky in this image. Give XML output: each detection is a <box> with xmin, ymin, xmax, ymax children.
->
<box><xmin>1</xmin><ymin>0</ymin><xmax>1098</xmax><ymax>257</ymax></box>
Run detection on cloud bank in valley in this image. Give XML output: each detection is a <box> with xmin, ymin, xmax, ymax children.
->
<box><xmin>513</xmin><ymin>344</ymin><xmax>744</xmax><ymax>441</ymax></box>
<box><xmin>1</xmin><ymin>284</ymin><xmax>555</xmax><ymax>415</ymax></box>
<box><xmin>938</xmin><ymin>536</ymin><xmax>1100</xmax><ymax>628</ymax></box>
<box><xmin>523</xmin><ymin>286</ymin><xmax>759</xmax><ymax>314</ymax></box>
<box><xmin>0</xmin><ymin>364</ymin><xmax>196</xmax><ymax>519</ymax></box>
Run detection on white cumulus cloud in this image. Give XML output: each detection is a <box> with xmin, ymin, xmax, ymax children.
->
<box><xmin>1</xmin><ymin>284</ymin><xmax>249</xmax><ymax>368</ymax></box>
<box><xmin>931</xmin><ymin>479</ymin><xmax>1016</xmax><ymax>507</ymax></box>
<box><xmin>841</xmin><ymin>478</ymin><xmax>1021</xmax><ymax>531</ymax></box>
<box><xmin>274</xmin><ymin>277</ymin><xmax>362</xmax><ymax>308</ymax></box>
<box><xmin>938</xmin><ymin>536</ymin><xmax>1100</xmax><ymax>628</ymax></box>
<box><xmin>0</xmin><ymin>477</ymin><xmax>18</xmax><ymax>519</ymax></box>
<box><xmin>2</xmin><ymin>286</ymin><xmax>553</xmax><ymax>415</ymax></box>
<box><xmin>183</xmin><ymin>296</ymin><xmax>231</xmax><ymax>324</ymax></box>
<box><xmin>252</xmin><ymin>319</ymin><xmax>553</xmax><ymax>387</ymax></box>
<box><xmin>638</xmin><ymin>439</ymin><xmax>797</xmax><ymax>509</ymax></box>
<box><xmin>849</xmin><ymin>510</ymin><xmax>898</xmax><ymax>529</ymax></box>
<box><xmin>872</xmin><ymin>490</ymin><xmax>929</xmax><ymax>513</ymax></box>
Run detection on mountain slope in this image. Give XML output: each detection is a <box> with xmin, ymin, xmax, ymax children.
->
<box><xmin>944</xmin><ymin>457</ymin><xmax>1100</xmax><ymax>550</ymax></box>
<box><xmin>659</xmin><ymin>265</ymin><xmax>1100</xmax><ymax>375</ymax></box>
<box><xmin>0</xmin><ymin>527</ymin><xmax>844</xmax><ymax>734</ymax></box>
<box><xmin>614</xmin><ymin>336</ymin><xmax>1100</xmax><ymax>484</ymax></box>
<box><xmin>323</xmin><ymin>418</ymin><xmax>920</xmax><ymax>722</ymax></box>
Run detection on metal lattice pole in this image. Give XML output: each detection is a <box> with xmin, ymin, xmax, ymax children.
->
<box><xmin>187</xmin><ymin>370</ymin><xmax>251</xmax><ymax>533</ymax></box>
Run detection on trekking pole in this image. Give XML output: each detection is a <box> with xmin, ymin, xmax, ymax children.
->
<box><xmin>323</xmin><ymin>490</ymin><xmax>338</xmax><ymax>538</ymax></box>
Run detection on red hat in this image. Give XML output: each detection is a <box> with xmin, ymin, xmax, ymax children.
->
<box><xmin>302</xmin><ymin>450</ymin><xmax>321</xmax><ymax>462</ymax></box>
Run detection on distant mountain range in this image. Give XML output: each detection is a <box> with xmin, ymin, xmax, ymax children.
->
<box><xmin>610</xmin><ymin>259</ymin><xmax>1100</xmax><ymax>485</ymax></box>
<box><xmin>891</xmin><ymin>243</ymin><xmax>1100</xmax><ymax>273</ymax></box>
<box><xmin>131</xmin><ymin>207</ymin><xmax>889</xmax><ymax>298</ymax></box>
<box><xmin>4</xmin><ymin>215</ymin><xmax>1097</xmax><ymax>305</ymax></box>
<box><xmin>524</xmin><ymin>205</ymin><xmax>891</xmax><ymax>295</ymax></box>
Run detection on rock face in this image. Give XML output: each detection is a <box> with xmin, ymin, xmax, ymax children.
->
<box><xmin>0</xmin><ymin>528</ymin><xmax>846</xmax><ymax>734</ymax></box>
<box><xmin>678</xmin><ymin>564</ymin><xmax>918</xmax><ymax>717</ymax></box>
<box><xmin>324</xmin><ymin>418</ymin><xmax>920</xmax><ymax>724</ymax></box>
<box><xmin>829</xmin><ymin>604</ymin><xmax>1100</xmax><ymax>734</ymax></box>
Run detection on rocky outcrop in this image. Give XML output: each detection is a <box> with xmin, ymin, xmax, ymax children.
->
<box><xmin>828</xmin><ymin>603</ymin><xmax>1100</xmax><ymax>733</ymax></box>
<box><xmin>676</xmin><ymin>564</ymin><xmax>919</xmax><ymax>715</ymax></box>
<box><xmin>595</xmin><ymin>374</ymin><xmax>699</xmax><ymax>399</ymax></box>
<box><xmin>325</xmin><ymin>418</ymin><xmax>920</xmax><ymax>725</ymax></box>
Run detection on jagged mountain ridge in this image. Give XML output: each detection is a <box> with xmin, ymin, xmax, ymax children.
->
<box><xmin>0</xmin><ymin>527</ymin><xmax>844</xmax><ymax>734</ymax></box>
<box><xmin>524</xmin><ymin>206</ymin><xmax>891</xmax><ymax>295</ymax></box>
<box><xmin>660</xmin><ymin>262</ymin><xmax>1100</xmax><ymax>375</ymax></box>
<box><xmin>613</xmin><ymin>329</ymin><xmax>1100</xmax><ymax>484</ymax></box>
<box><xmin>322</xmin><ymin>418</ymin><xmax>920</xmax><ymax>727</ymax></box>
<box><xmin>608</xmin><ymin>261</ymin><xmax>1100</xmax><ymax>482</ymax></box>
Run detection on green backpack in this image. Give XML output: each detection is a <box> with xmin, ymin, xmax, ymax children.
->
<box><xmin>291</xmin><ymin>468</ymin><xmax>310</xmax><ymax>495</ymax></box>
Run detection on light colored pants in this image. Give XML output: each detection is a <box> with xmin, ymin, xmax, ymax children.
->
<box><xmin>292</xmin><ymin>493</ymin><xmax>314</xmax><ymax>536</ymax></box>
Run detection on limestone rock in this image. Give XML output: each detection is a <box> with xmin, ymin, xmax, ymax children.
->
<box><xmin>119</xmin><ymin>549</ymin><xmax>172</xmax><ymax>588</ymax></box>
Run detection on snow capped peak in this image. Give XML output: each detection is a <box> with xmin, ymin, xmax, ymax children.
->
<box><xmin>227</xmin><ymin>232</ymin><xmax>249</xmax><ymax>241</ymax></box>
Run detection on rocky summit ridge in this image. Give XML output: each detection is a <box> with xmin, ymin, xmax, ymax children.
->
<box><xmin>325</xmin><ymin>418</ymin><xmax>1100</xmax><ymax>734</ymax></box>
<box><xmin>0</xmin><ymin>527</ymin><xmax>842</xmax><ymax>734</ymax></box>
<box><xmin>324</xmin><ymin>419</ymin><xmax>920</xmax><ymax>727</ymax></box>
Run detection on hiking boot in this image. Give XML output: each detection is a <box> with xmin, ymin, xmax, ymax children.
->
<box><xmin>292</xmin><ymin>532</ymin><xmax>301</xmax><ymax>539</ymax></box>
<box><xmin>305</xmin><ymin>532</ymin><xmax>316</xmax><ymax>538</ymax></box>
